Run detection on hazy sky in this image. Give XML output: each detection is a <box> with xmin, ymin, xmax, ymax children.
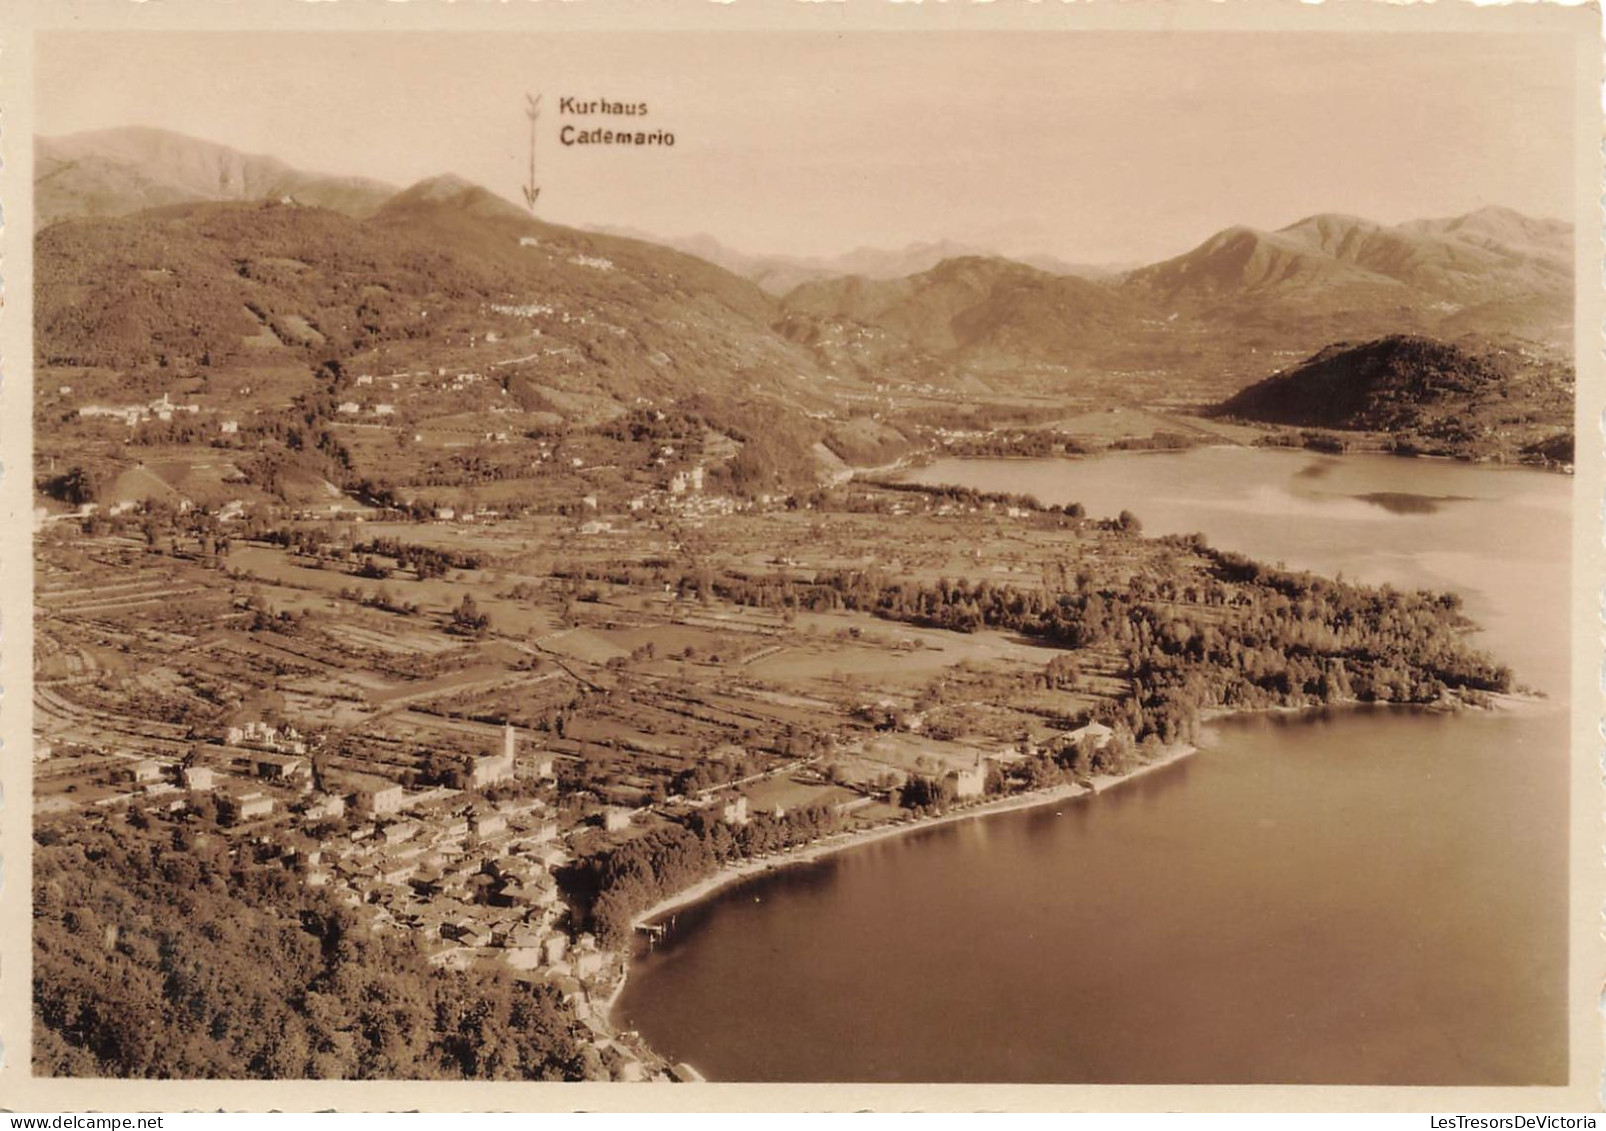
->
<box><xmin>37</xmin><ymin>31</ymin><xmax>1577</xmax><ymax>264</ymax></box>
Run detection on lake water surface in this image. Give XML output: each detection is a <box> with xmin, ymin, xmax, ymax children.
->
<box><xmin>615</xmin><ymin>449</ymin><xmax>1571</xmax><ymax>1084</ymax></box>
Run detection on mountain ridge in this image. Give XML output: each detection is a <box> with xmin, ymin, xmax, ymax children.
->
<box><xmin>35</xmin><ymin>126</ymin><xmax>1575</xmax><ymax>410</ymax></box>
<box><xmin>37</xmin><ymin>127</ymin><xmax>398</xmax><ymax>227</ymax></box>
<box><xmin>1123</xmin><ymin>210</ymin><xmax>1571</xmax><ymax>307</ymax></box>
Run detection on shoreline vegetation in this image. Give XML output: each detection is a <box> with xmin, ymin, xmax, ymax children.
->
<box><xmin>600</xmin><ymin>686</ymin><xmax>1550</xmax><ymax>1065</ymax></box>
<box><xmin>628</xmin><ymin>738</ymin><xmax>1197</xmax><ymax>930</ymax></box>
<box><xmin>886</xmin><ymin>430</ymin><xmax>1574</xmax><ymax>476</ymax></box>
<box><xmin>33</xmin><ymin>434</ymin><xmax>1538</xmax><ymax>1082</ymax></box>
<box><xmin>553</xmin><ymin>468</ymin><xmax>1526</xmax><ymax>1078</ymax></box>
<box><xmin>603</xmin><ymin>738</ymin><xmax>1200</xmax><ymax>1034</ymax></box>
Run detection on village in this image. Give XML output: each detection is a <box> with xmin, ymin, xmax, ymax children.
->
<box><xmin>32</xmin><ymin>461</ymin><xmax>1155</xmax><ymax>1081</ymax></box>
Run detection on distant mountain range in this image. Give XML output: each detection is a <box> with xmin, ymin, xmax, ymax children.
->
<box><xmin>806</xmin><ymin>212</ymin><xmax>1570</xmax><ymax>392</ymax></box>
<box><xmin>35</xmin><ymin>126</ymin><xmax>1575</xmax><ymax>413</ymax></box>
<box><xmin>1127</xmin><ymin>209</ymin><xmax>1571</xmax><ymax>317</ymax></box>
<box><xmin>36</xmin><ymin>127</ymin><xmax>397</xmax><ymax>227</ymax></box>
<box><xmin>37</xmin><ymin>129</ymin><xmax>1121</xmax><ymax>289</ymax></box>
<box><xmin>582</xmin><ymin>227</ymin><xmax>1122</xmax><ymax>295</ymax></box>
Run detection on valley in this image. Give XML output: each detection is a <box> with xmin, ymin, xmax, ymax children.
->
<box><xmin>29</xmin><ymin>125</ymin><xmax>1577</xmax><ymax>1084</ymax></box>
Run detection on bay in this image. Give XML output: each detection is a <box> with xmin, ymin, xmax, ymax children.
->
<box><xmin>615</xmin><ymin>449</ymin><xmax>1571</xmax><ymax>1084</ymax></box>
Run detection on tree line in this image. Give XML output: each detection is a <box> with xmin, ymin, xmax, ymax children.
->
<box><xmin>568</xmin><ymin>802</ymin><xmax>847</xmax><ymax>946</ymax></box>
<box><xmin>668</xmin><ymin>545</ymin><xmax>1510</xmax><ymax>747</ymax></box>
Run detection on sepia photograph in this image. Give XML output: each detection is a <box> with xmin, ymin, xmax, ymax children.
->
<box><xmin>6</xmin><ymin>3</ymin><xmax>1602</xmax><ymax>1112</ymax></box>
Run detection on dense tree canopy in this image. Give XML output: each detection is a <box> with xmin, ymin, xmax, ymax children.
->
<box><xmin>568</xmin><ymin>803</ymin><xmax>846</xmax><ymax>947</ymax></box>
<box><xmin>34</xmin><ymin>822</ymin><xmax>594</xmax><ymax>1080</ymax></box>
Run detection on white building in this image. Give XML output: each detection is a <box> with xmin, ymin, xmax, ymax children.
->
<box><xmin>225</xmin><ymin>720</ymin><xmax>307</xmax><ymax>755</ymax></box>
<box><xmin>1064</xmin><ymin>721</ymin><xmax>1114</xmax><ymax>750</ymax></box>
<box><xmin>468</xmin><ymin>726</ymin><xmax>518</xmax><ymax>789</ymax></box>
<box><xmin>304</xmin><ymin>793</ymin><xmax>347</xmax><ymax>821</ymax></box>
<box><xmin>126</xmin><ymin>759</ymin><xmax>163</xmax><ymax>785</ymax></box>
<box><xmin>953</xmin><ymin>762</ymin><xmax>987</xmax><ymax>800</ymax></box>
<box><xmin>469</xmin><ymin>809</ymin><xmax>508</xmax><ymax>842</ymax></box>
<box><xmin>353</xmin><ymin>778</ymin><xmax>406</xmax><ymax>815</ymax></box>
<box><xmin>720</xmin><ymin>796</ymin><xmax>749</xmax><ymax>826</ymax></box>
<box><xmin>231</xmin><ymin>792</ymin><xmax>274</xmax><ymax>824</ymax></box>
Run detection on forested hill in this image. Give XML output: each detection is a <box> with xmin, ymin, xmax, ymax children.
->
<box><xmin>1214</xmin><ymin>335</ymin><xmax>1574</xmax><ymax>463</ymax></box>
<box><xmin>35</xmin><ymin>182</ymin><xmax>853</xmax><ymax>497</ymax></box>
<box><xmin>36</xmin><ymin>187</ymin><xmax>807</xmax><ymax>398</ymax></box>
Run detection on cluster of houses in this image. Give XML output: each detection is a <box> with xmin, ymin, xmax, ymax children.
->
<box><xmin>225</xmin><ymin>720</ymin><xmax>308</xmax><ymax>755</ymax></box>
<box><xmin>106</xmin><ymin>751</ymin><xmax>297</xmax><ymax>825</ymax></box>
<box><xmin>83</xmin><ymin>716</ymin><xmax>683</xmax><ymax>1081</ymax></box>
<box><xmin>317</xmin><ymin>791</ymin><xmax>570</xmax><ymax>967</ymax></box>
<box><xmin>955</xmin><ymin>722</ymin><xmax>1115</xmax><ymax>793</ymax></box>
<box><xmin>78</xmin><ymin>392</ymin><xmax>201</xmax><ymax>427</ymax></box>
<box><xmin>489</xmin><ymin>300</ymin><xmax>555</xmax><ymax>319</ymax></box>
<box><xmin>336</xmin><ymin>401</ymin><xmax>398</xmax><ymax>417</ymax></box>
<box><xmin>335</xmin><ymin>364</ymin><xmax>526</xmax><ymax>419</ymax></box>
<box><xmin>625</xmin><ymin>486</ymin><xmax>743</xmax><ymax>523</ymax></box>
<box><xmin>99</xmin><ymin>719</ymin><xmax>564</xmax><ymax>833</ymax></box>
<box><xmin>73</xmin><ymin>704</ymin><xmax>1123</xmax><ymax>1083</ymax></box>
<box><xmin>668</xmin><ymin>466</ymin><xmax>705</xmax><ymax>495</ymax></box>
<box><xmin>102</xmin><ymin>721</ymin><xmax>614</xmax><ymax>981</ymax></box>
<box><xmin>444</xmin><ymin>370</ymin><xmax>491</xmax><ymax>394</ymax></box>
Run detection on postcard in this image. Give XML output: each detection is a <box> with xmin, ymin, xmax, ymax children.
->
<box><xmin>2</xmin><ymin>0</ymin><xmax>1600</xmax><ymax>1113</ymax></box>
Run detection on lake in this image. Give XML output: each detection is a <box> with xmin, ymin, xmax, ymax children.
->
<box><xmin>613</xmin><ymin>448</ymin><xmax>1572</xmax><ymax>1084</ymax></box>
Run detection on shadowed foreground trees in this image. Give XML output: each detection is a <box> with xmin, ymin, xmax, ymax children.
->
<box><xmin>569</xmin><ymin>803</ymin><xmax>847</xmax><ymax>947</ymax></box>
<box><xmin>34</xmin><ymin>823</ymin><xmax>595</xmax><ymax>1080</ymax></box>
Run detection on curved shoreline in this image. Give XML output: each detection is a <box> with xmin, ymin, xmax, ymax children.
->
<box><xmin>600</xmin><ymin>691</ymin><xmax>1546</xmax><ymax>1049</ymax></box>
<box><xmin>887</xmin><ymin>437</ymin><xmax>1574</xmax><ymax>476</ymax></box>
<box><xmin>603</xmin><ymin>739</ymin><xmax>1198</xmax><ymax>1031</ymax></box>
